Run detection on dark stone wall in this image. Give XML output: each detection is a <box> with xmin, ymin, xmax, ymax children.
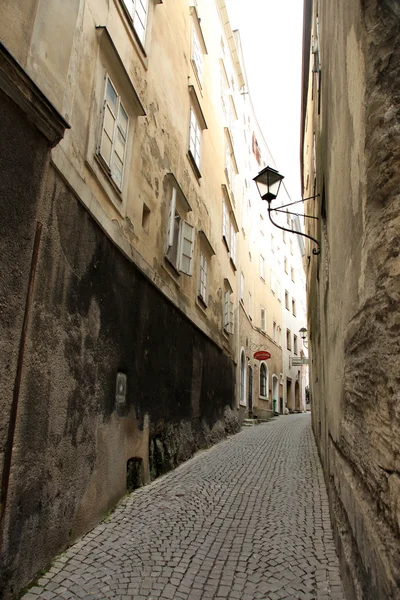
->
<box><xmin>0</xmin><ymin>100</ymin><xmax>236</xmax><ymax>598</ymax></box>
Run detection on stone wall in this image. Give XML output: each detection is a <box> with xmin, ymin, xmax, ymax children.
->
<box><xmin>303</xmin><ymin>1</ymin><xmax>400</xmax><ymax>598</ymax></box>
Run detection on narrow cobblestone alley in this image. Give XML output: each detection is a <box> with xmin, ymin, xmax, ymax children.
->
<box><xmin>22</xmin><ymin>415</ymin><xmax>346</xmax><ymax>600</ymax></box>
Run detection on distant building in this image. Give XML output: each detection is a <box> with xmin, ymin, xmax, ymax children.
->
<box><xmin>301</xmin><ymin>0</ymin><xmax>400</xmax><ymax>598</ymax></box>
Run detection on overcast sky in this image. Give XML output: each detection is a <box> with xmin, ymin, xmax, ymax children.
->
<box><xmin>226</xmin><ymin>0</ymin><xmax>304</xmax><ymax>203</ymax></box>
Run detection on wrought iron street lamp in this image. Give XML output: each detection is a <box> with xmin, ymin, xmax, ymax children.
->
<box><xmin>253</xmin><ymin>165</ymin><xmax>321</xmax><ymax>255</ymax></box>
<box><xmin>299</xmin><ymin>327</ymin><xmax>308</xmax><ymax>348</ymax></box>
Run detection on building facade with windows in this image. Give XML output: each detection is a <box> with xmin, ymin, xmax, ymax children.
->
<box><xmin>301</xmin><ymin>0</ymin><xmax>400</xmax><ymax>597</ymax></box>
<box><xmin>0</xmin><ymin>0</ymin><xmax>307</xmax><ymax>596</ymax></box>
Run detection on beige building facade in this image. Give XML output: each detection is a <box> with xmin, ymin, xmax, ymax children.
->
<box><xmin>301</xmin><ymin>0</ymin><xmax>400</xmax><ymax>598</ymax></box>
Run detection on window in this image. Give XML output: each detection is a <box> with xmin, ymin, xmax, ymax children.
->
<box><xmin>260</xmin><ymin>255</ymin><xmax>265</xmax><ymax>281</ymax></box>
<box><xmin>261</xmin><ymin>308</ymin><xmax>266</xmax><ymax>332</ymax></box>
<box><xmin>225</xmin><ymin>132</ymin><xmax>238</xmax><ymax>195</ymax></box>
<box><xmin>240</xmin><ymin>272</ymin><xmax>245</xmax><ymax>303</ymax></box>
<box><xmin>248</xmin><ymin>292</ymin><xmax>252</xmax><ymax>320</ymax></box>
<box><xmin>188</xmin><ymin>86</ymin><xmax>207</xmax><ymax>176</ymax></box>
<box><xmin>230</xmin><ymin>223</ymin><xmax>237</xmax><ymax>267</ymax></box>
<box><xmin>222</xmin><ymin>189</ymin><xmax>239</xmax><ymax>267</ymax></box>
<box><xmin>197</xmin><ymin>230</ymin><xmax>215</xmax><ymax>307</ymax></box>
<box><xmin>284</xmin><ymin>257</ymin><xmax>288</xmax><ymax>274</ymax></box>
<box><xmin>290</xmin><ymin>239</ymin><xmax>293</xmax><ymax>255</ymax></box>
<box><xmin>191</xmin><ymin>24</ymin><xmax>203</xmax><ymax>84</ymax></box>
<box><xmin>222</xmin><ymin>201</ymin><xmax>229</xmax><ymax>244</ymax></box>
<box><xmin>99</xmin><ymin>76</ymin><xmax>129</xmax><ymax>190</ymax></box>
<box><xmin>286</xmin><ymin>329</ymin><xmax>292</xmax><ymax>351</ymax></box>
<box><xmin>260</xmin><ymin>214</ymin><xmax>265</xmax><ymax>236</ymax></box>
<box><xmin>121</xmin><ymin>0</ymin><xmax>149</xmax><ymax>45</ymax></box>
<box><xmin>277</xmin><ymin>325</ymin><xmax>282</xmax><ymax>347</ymax></box>
<box><xmin>285</xmin><ymin>290</ymin><xmax>290</xmax><ymax>310</ymax></box>
<box><xmin>166</xmin><ymin>184</ymin><xmax>194</xmax><ymax>275</ymax></box>
<box><xmin>273</xmin><ymin>321</ymin><xmax>277</xmax><ymax>342</ymax></box>
<box><xmin>283</xmin><ymin>230</ymin><xmax>287</xmax><ymax>243</ymax></box>
<box><xmin>260</xmin><ymin>363</ymin><xmax>268</xmax><ymax>398</ymax></box>
<box><xmin>294</xmin><ymin>334</ymin><xmax>298</xmax><ymax>355</ymax></box>
<box><xmin>292</xmin><ymin>298</ymin><xmax>296</xmax><ymax>316</ymax></box>
<box><xmin>271</xmin><ymin>234</ymin><xmax>275</xmax><ymax>253</ymax></box>
<box><xmin>223</xmin><ymin>282</ymin><xmax>234</xmax><ymax>334</ymax></box>
<box><xmin>291</xmin><ymin>267</ymin><xmax>295</xmax><ymax>282</ymax></box>
<box><xmin>189</xmin><ymin>107</ymin><xmax>201</xmax><ymax>170</ymax></box>
<box><xmin>198</xmin><ymin>251</ymin><xmax>208</xmax><ymax>304</ymax></box>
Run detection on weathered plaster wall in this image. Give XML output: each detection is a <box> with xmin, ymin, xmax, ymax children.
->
<box><xmin>303</xmin><ymin>0</ymin><xmax>400</xmax><ymax>598</ymax></box>
<box><xmin>0</xmin><ymin>149</ymin><xmax>236</xmax><ymax>600</ymax></box>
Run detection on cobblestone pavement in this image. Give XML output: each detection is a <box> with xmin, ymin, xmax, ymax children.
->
<box><xmin>22</xmin><ymin>414</ymin><xmax>346</xmax><ymax>600</ymax></box>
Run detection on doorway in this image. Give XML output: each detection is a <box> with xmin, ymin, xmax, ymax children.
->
<box><xmin>248</xmin><ymin>366</ymin><xmax>253</xmax><ymax>415</ymax></box>
<box><xmin>272</xmin><ymin>375</ymin><xmax>279</xmax><ymax>413</ymax></box>
<box><xmin>286</xmin><ymin>378</ymin><xmax>293</xmax><ymax>412</ymax></box>
<box><xmin>295</xmin><ymin>381</ymin><xmax>300</xmax><ymax>412</ymax></box>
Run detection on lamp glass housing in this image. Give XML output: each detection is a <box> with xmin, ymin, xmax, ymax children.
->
<box><xmin>253</xmin><ymin>166</ymin><xmax>284</xmax><ymax>202</ymax></box>
<box><xmin>299</xmin><ymin>327</ymin><xmax>308</xmax><ymax>340</ymax></box>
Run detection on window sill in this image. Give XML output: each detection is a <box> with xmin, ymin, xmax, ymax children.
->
<box><xmin>164</xmin><ymin>255</ymin><xmax>181</xmax><ymax>278</ymax></box>
<box><xmin>196</xmin><ymin>295</ymin><xmax>207</xmax><ymax>310</ymax></box>
<box><xmin>187</xmin><ymin>151</ymin><xmax>202</xmax><ymax>181</ymax></box>
<box><xmin>85</xmin><ymin>155</ymin><xmax>125</xmax><ymax>217</ymax></box>
<box><xmin>259</xmin><ymin>395</ymin><xmax>268</xmax><ymax>401</ymax></box>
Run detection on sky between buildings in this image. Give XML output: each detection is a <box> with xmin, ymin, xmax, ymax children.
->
<box><xmin>226</xmin><ymin>0</ymin><xmax>304</xmax><ymax>205</ymax></box>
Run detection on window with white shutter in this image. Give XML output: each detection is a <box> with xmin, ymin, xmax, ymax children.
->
<box><xmin>180</xmin><ymin>222</ymin><xmax>194</xmax><ymax>275</ymax></box>
<box><xmin>99</xmin><ymin>77</ymin><xmax>129</xmax><ymax>190</ymax></box>
<box><xmin>192</xmin><ymin>25</ymin><xmax>203</xmax><ymax>83</ymax></box>
<box><xmin>122</xmin><ymin>0</ymin><xmax>149</xmax><ymax>45</ymax></box>
<box><xmin>198</xmin><ymin>251</ymin><xmax>208</xmax><ymax>303</ymax></box>
<box><xmin>230</xmin><ymin>223</ymin><xmax>236</xmax><ymax>267</ymax></box>
<box><xmin>222</xmin><ymin>201</ymin><xmax>229</xmax><ymax>246</ymax></box>
<box><xmin>165</xmin><ymin>184</ymin><xmax>194</xmax><ymax>276</ymax></box>
<box><xmin>189</xmin><ymin>108</ymin><xmax>202</xmax><ymax>169</ymax></box>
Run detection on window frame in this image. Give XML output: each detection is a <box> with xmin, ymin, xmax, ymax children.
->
<box><xmin>120</xmin><ymin>0</ymin><xmax>152</xmax><ymax>48</ymax></box>
<box><xmin>165</xmin><ymin>183</ymin><xmax>194</xmax><ymax>276</ymax></box>
<box><xmin>259</xmin><ymin>362</ymin><xmax>268</xmax><ymax>399</ymax></box>
<box><xmin>286</xmin><ymin>328</ymin><xmax>292</xmax><ymax>351</ymax></box>
<box><xmin>260</xmin><ymin>307</ymin><xmax>266</xmax><ymax>333</ymax></box>
<box><xmin>260</xmin><ymin>255</ymin><xmax>265</xmax><ymax>281</ymax></box>
<box><xmin>98</xmin><ymin>75</ymin><xmax>129</xmax><ymax>192</ymax></box>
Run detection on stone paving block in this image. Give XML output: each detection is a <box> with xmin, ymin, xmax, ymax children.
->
<box><xmin>20</xmin><ymin>415</ymin><xmax>345</xmax><ymax>600</ymax></box>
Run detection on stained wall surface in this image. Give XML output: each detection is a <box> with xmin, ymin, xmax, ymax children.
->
<box><xmin>301</xmin><ymin>1</ymin><xmax>400</xmax><ymax>598</ymax></box>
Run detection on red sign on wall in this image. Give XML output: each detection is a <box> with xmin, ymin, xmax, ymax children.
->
<box><xmin>254</xmin><ymin>351</ymin><xmax>271</xmax><ymax>361</ymax></box>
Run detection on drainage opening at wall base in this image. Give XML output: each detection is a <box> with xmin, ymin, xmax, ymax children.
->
<box><xmin>126</xmin><ymin>457</ymin><xmax>145</xmax><ymax>492</ymax></box>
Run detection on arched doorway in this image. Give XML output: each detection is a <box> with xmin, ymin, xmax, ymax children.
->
<box><xmin>295</xmin><ymin>381</ymin><xmax>300</xmax><ymax>412</ymax></box>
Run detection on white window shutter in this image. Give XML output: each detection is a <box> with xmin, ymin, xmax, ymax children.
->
<box><xmin>166</xmin><ymin>187</ymin><xmax>177</xmax><ymax>250</ymax></box>
<box><xmin>99</xmin><ymin>79</ymin><xmax>118</xmax><ymax>167</ymax></box>
<box><xmin>230</xmin><ymin>300</ymin><xmax>234</xmax><ymax>334</ymax></box>
<box><xmin>223</xmin><ymin>290</ymin><xmax>229</xmax><ymax>329</ymax></box>
<box><xmin>222</xmin><ymin>202</ymin><xmax>229</xmax><ymax>245</ymax></box>
<box><xmin>230</xmin><ymin>224</ymin><xmax>236</xmax><ymax>265</ymax></box>
<box><xmin>180</xmin><ymin>221</ymin><xmax>194</xmax><ymax>275</ymax></box>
